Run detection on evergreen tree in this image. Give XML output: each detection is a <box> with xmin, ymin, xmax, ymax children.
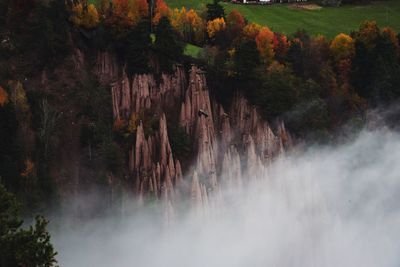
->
<box><xmin>206</xmin><ymin>0</ymin><xmax>225</xmax><ymax>21</ymax></box>
<box><xmin>351</xmin><ymin>40</ymin><xmax>373</xmax><ymax>99</ymax></box>
<box><xmin>0</xmin><ymin>182</ymin><xmax>58</xmax><ymax>267</ymax></box>
<box><xmin>233</xmin><ymin>39</ymin><xmax>260</xmax><ymax>79</ymax></box>
<box><xmin>126</xmin><ymin>19</ymin><xmax>152</xmax><ymax>76</ymax></box>
<box><xmin>154</xmin><ymin>16</ymin><xmax>184</xmax><ymax>73</ymax></box>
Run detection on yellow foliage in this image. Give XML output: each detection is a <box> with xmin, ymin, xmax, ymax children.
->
<box><xmin>83</xmin><ymin>4</ymin><xmax>100</xmax><ymax>29</ymax></box>
<box><xmin>171</xmin><ymin>7</ymin><xmax>204</xmax><ymax>43</ymax></box>
<box><xmin>0</xmin><ymin>86</ymin><xmax>8</xmax><ymax>106</ymax></box>
<box><xmin>126</xmin><ymin>113</ymin><xmax>138</xmax><ymax>134</ymax></box>
<box><xmin>9</xmin><ymin>81</ymin><xmax>29</xmax><ymax>114</ymax></box>
<box><xmin>170</xmin><ymin>7</ymin><xmax>187</xmax><ymax>31</ymax></box>
<box><xmin>207</xmin><ymin>17</ymin><xmax>226</xmax><ymax>38</ymax></box>
<box><xmin>330</xmin><ymin>33</ymin><xmax>355</xmax><ymax>61</ymax></box>
<box><xmin>71</xmin><ymin>3</ymin><xmax>100</xmax><ymax>29</ymax></box>
<box><xmin>21</xmin><ymin>159</ymin><xmax>34</xmax><ymax>178</ymax></box>
<box><xmin>243</xmin><ymin>23</ymin><xmax>262</xmax><ymax>39</ymax></box>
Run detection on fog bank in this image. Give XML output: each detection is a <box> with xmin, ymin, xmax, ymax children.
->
<box><xmin>52</xmin><ymin>129</ymin><xmax>400</xmax><ymax>267</ymax></box>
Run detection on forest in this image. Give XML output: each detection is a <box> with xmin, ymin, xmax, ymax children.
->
<box><xmin>0</xmin><ymin>0</ymin><xmax>399</xmax><ymax>266</ymax></box>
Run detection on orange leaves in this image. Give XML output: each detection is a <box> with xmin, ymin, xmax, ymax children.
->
<box><xmin>186</xmin><ymin>9</ymin><xmax>203</xmax><ymax>34</ymax></box>
<box><xmin>207</xmin><ymin>17</ymin><xmax>226</xmax><ymax>39</ymax></box>
<box><xmin>273</xmin><ymin>32</ymin><xmax>289</xmax><ymax>60</ymax></box>
<box><xmin>136</xmin><ymin>0</ymin><xmax>149</xmax><ymax>18</ymax></box>
<box><xmin>112</xmin><ymin>0</ymin><xmax>129</xmax><ymax>18</ymax></box>
<box><xmin>0</xmin><ymin>86</ymin><xmax>8</xmax><ymax>107</ymax></box>
<box><xmin>153</xmin><ymin>0</ymin><xmax>170</xmax><ymax>25</ymax></box>
<box><xmin>105</xmin><ymin>0</ymin><xmax>150</xmax><ymax>28</ymax></box>
<box><xmin>255</xmin><ymin>26</ymin><xmax>274</xmax><ymax>64</ymax></box>
<box><xmin>330</xmin><ymin>33</ymin><xmax>355</xmax><ymax>61</ymax></box>
<box><xmin>20</xmin><ymin>159</ymin><xmax>34</xmax><ymax>178</ymax></box>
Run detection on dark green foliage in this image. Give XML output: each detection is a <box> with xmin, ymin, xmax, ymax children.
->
<box><xmin>154</xmin><ymin>16</ymin><xmax>184</xmax><ymax>72</ymax></box>
<box><xmin>126</xmin><ymin>19</ymin><xmax>152</xmax><ymax>76</ymax></box>
<box><xmin>206</xmin><ymin>0</ymin><xmax>225</xmax><ymax>21</ymax></box>
<box><xmin>286</xmin><ymin>39</ymin><xmax>304</xmax><ymax>77</ymax></box>
<box><xmin>142</xmin><ymin>115</ymin><xmax>159</xmax><ymax>138</ymax></box>
<box><xmin>233</xmin><ymin>39</ymin><xmax>260</xmax><ymax>79</ymax></box>
<box><xmin>351</xmin><ymin>27</ymin><xmax>400</xmax><ymax>104</ymax></box>
<box><xmin>0</xmin><ymin>103</ymin><xmax>19</xmax><ymax>192</ymax></box>
<box><xmin>168</xmin><ymin>125</ymin><xmax>192</xmax><ymax>161</ymax></box>
<box><xmin>286</xmin><ymin>98</ymin><xmax>329</xmax><ymax>135</ymax></box>
<box><xmin>77</xmin><ymin>78</ymin><xmax>113</xmax><ymax>146</ymax></box>
<box><xmin>102</xmin><ymin>142</ymin><xmax>124</xmax><ymax>176</ymax></box>
<box><xmin>255</xmin><ymin>67</ymin><xmax>298</xmax><ymax>119</ymax></box>
<box><xmin>351</xmin><ymin>40</ymin><xmax>374</xmax><ymax>99</ymax></box>
<box><xmin>0</xmin><ymin>183</ymin><xmax>58</xmax><ymax>267</ymax></box>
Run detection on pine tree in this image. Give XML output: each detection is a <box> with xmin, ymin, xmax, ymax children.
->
<box><xmin>0</xmin><ymin>183</ymin><xmax>58</xmax><ymax>267</ymax></box>
<box><xmin>154</xmin><ymin>16</ymin><xmax>184</xmax><ymax>72</ymax></box>
<box><xmin>206</xmin><ymin>0</ymin><xmax>225</xmax><ymax>21</ymax></box>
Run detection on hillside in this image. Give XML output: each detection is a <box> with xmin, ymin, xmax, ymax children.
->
<box><xmin>164</xmin><ymin>0</ymin><xmax>400</xmax><ymax>38</ymax></box>
<box><xmin>1</xmin><ymin>1</ymin><xmax>400</xmax><ymax>266</ymax></box>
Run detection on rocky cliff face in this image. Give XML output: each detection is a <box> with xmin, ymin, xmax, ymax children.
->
<box><xmin>95</xmin><ymin>53</ymin><xmax>292</xmax><ymax>218</ymax></box>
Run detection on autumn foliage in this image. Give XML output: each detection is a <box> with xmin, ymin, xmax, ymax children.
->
<box><xmin>71</xmin><ymin>3</ymin><xmax>99</xmax><ymax>29</ymax></box>
<box><xmin>207</xmin><ymin>17</ymin><xmax>226</xmax><ymax>39</ymax></box>
<box><xmin>330</xmin><ymin>33</ymin><xmax>355</xmax><ymax>61</ymax></box>
<box><xmin>243</xmin><ymin>23</ymin><xmax>262</xmax><ymax>39</ymax></box>
<box><xmin>227</xmin><ymin>10</ymin><xmax>245</xmax><ymax>30</ymax></box>
<box><xmin>153</xmin><ymin>0</ymin><xmax>170</xmax><ymax>25</ymax></box>
<box><xmin>255</xmin><ymin>26</ymin><xmax>275</xmax><ymax>64</ymax></box>
<box><xmin>171</xmin><ymin>7</ymin><xmax>205</xmax><ymax>43</ymax></box>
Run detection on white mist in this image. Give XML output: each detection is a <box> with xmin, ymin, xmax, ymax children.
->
<box><xmin>52</xmin><ymin>129</ymin><xmax>400</xmax><ymax>267</ymax></box>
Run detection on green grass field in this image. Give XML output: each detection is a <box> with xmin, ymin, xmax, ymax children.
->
<box><xmin>166</xmin><ymin>0</ymin><xmax>400</xmax><ymax>38</ymax></box>
<box><xmin>184</xmin><ymin>43</ymin><xmax>203</xmax><ymax>57</ymax></box>
<box><xmin>89</xmin><ymin>0</ymin><xmax>399</xmax><ymax>37</ymax></box>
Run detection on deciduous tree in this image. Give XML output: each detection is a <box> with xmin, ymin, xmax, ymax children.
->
<box><xmin>152</xmin><ymin>0</ymin><xmax>170</xmax><ymax>25</ymax></box>
<box><xmin>330</xmin><ymin>33</ymin><xmax>355</xmax><ymax>61</ymax></box>
<box><xmin>207</xmin><ymin>17</ymin><xmax>226</xmax><ymax>39</ymax></box>
<box><xmin>255</xmin><ymin>26</ymin><xmax>275</xmax><ymax>65</ymax></box>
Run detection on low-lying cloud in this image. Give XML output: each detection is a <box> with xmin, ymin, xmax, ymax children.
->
<box><xmin>52</xmin><ymin>129</ymin><xmax>400</xmax><ymax>267</ymax></box>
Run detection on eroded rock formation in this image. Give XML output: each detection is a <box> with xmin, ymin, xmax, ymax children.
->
<box><xmin>95</xmin><ymin>53</ymin><xmax>292</xmax><ymax>218</ymax></box>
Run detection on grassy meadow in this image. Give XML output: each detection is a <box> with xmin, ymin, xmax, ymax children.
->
<box><xmin>88</xmin><ymin>0</ymin><xmax>400</xmax><ymax>55</ymax></box>
<box><xmin>166</xmin><ymin>0</ymin><xmax>400</xmax><ymax>38</ymax></box>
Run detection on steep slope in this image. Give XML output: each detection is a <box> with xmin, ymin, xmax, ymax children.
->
<box><xmin>94</xmin><ymin>52</ymin><xmax>292</xmax><ymax>217</ymax></box>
